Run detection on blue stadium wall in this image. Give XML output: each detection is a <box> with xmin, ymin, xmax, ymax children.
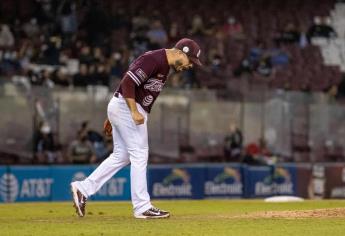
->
<box><xmin>0</xmin><ymin>163</ymin><xmax>343</xmax><ymax>202</ymax></box>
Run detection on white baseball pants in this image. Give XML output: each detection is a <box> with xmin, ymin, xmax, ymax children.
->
<box><xmin>73</xmin><ymin>95</ymin><xmax>152</xmax><ymax>215</ymax></box>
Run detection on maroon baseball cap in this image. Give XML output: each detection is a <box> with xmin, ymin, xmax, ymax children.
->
<box><xmin>174</xmin><ymin>38</ymin><xmax>202</xmax><ymax>66</ymax></box>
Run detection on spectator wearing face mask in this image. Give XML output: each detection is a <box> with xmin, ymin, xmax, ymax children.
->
<box><xmin>33</xmin><ymin>121</ymin><xmax>63</xmax><ymax>164</ymax></box>
<box><xmin>0</xmin><ymin>24</ymin><xmax>15</xmax><ymax>48</ymax></box>
<box><xmin>222</xmin><ymin>16</ymin><xmax>244</xmax><ymax>40</ymax></box>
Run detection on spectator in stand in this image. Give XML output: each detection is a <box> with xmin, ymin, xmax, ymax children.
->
<box><xmin>235</xmin><ymin>40</ymin><xmax>266</xmax><ymax>77</ymax></box>
<box><xmin>78</xmin><ymin>121</ymin><xmax>102</xmax><ymax>143</ymax></box>
<box><xmin>0</xmin><ymin>50</ymin><xmax>20</xmax><ymax>75</ymax></box>
<box><xmin>242</xmin><ymin>142</ymin><xmax>262</xmax><ymax>165</ymax></box>
<box><xmin>73</xmin><ymin>64</ymin><xmax>89</xmax><ymax>87</ymax></box>
<box><xmin>256</xmin><ymin>55</ymin><xmax>273</xmax><ymax>77</ymax></box>
<box><xmin>131</xmin><ymin>9</ymin><xmax>150</xmax><ymax>32</ymax></box>
<box><xmin>323</xmin><ymin>16</ymin><xmax>337</xmax><ymax>37</ymax></box>
<box><xmin>93</xmin><ymin>47</ymin><xmax>105</xmax><ymax>64</ymax></box>
<box><xmin>250</xmin><ymin>40</ymin><xmax>266</xmax><ymax>61</ymax></box>
<box><xmin>0</xmin><ymin>24</ymin><xmax>15</xmax><ymax>48</ymax></box>
<box><xmin>87</xmin><ymin>64</ymin><xmax>97</xmax><ymax>85</ymax></box>
<box><xmin>68</xmin><ymin>130</ymin><xmax>97</xmax><ymax>164</ymax></box>
<box><xmin>27</xmin><ymin>70</ymin><xmax>41</xmax><ymax>85</ymax></box>
<box><xmin>222</xmin><ymin>16</ymin><xmax>245</xmax><ymax>40</ymax></box>
<box><xmin>28</xmin><ymin>69</ymin><xmax>54</xmax><ymax>87</ymax></box>
<box><xmin>236</xmin><ymin>40</ymin><xmax>288</xmax><ymax>78</ymax></box>
<box><xmin>204</xmin><ymin>17</ymin><xmax>219</xmax><ymax>36</ymax></box>
<box><xmin>268</xmin><ymin>45</ymin><xmax>290</xmax><ymax>67</ymax></box>
<box><xmin>168</xmin><ymin>21</ymin><xmax>182</xmax><ymax>44</ymax></box>
<box><xmin>131</xmin><ymin>28</ymin><xmax>150</xmax><ymax>58</ymax></box>
<box><xmin>70</xmin><ymin>39</ymin><xmax>84</xmax><ymax>58</ymax></box>
<box><xmin>79</xmin><ymin>45</ymin><xmax>93</xmax><ymax>65</ymax></box>
<box><xmin>39</xmin><ymin>36</ymin><xmax>61</xmax><ymax>65</ymax></box>
<box><xmin>275</xmin><ymin>22</ymin><xmax>301</xmax><ymax>45</ymax></box>
<box><xmin>242</xmin><ymin>138</ymin><xmax>271</xmax><ymax>165</ymax></box>
<box><xmin>78</xmin><ymin>121</ymin><xmax>109</xmax><ymax>162</ymax></box>
<box><xmin>109</xmin><ymin>52</ymin><xmax>124</xmax><ymax>79</ymax></box>
<box><xmin>51</xmin><ymin>68</ymin><xmax>70</xmax><ymax>87</ymax></box>
<box><xmin>307</xmin><ymin>16</ymin><xmax>322</xmax><ymax>40</ymax></box>
<box><xmin>299</xmin><ymin>25</ymin><xmax>309</xmax><ymax>48</ymax></box>
<box><xmin>33</xmin><ymin>121</ymin><xmax>63</xmax><ymax>164</ymax></box>
<box><xmin>223</xmin><ymin>122</ymin><xmax>243</xmax><ymax>161</ymax></box>
<box><xmin>189</xmin><ymin>14</ymin><xmax>206</xmax><ymax>36</ymax></box>
<box><xmin>94</xmin><ymin>64</ymin><xmax>110</xmax><ymax>86</ymax></box>
<box><xmin>211</xmin><ymin>29</ymin><xmax>226</xmax><ymax>59</ymax></box>
<box><xmin>59</xmin><ymin>0</ymin><xmax>78</xmax><ymax>37</ymax></box>
<box><xmin>307</xmin><ymin>16</ymin><xmax>337</xmax><ymax>42</ymax></box>
<box><xmin>147</xmin><ymin>20</ymin><xmax>168</xmax><ymax>49</ymax></box>
<box><xmin>181</xmin><ymin>69</ymin><xmax>199</xmax><ymax>88</ymax></box>
<box><xmin>233</xmin><ymin>57</ymin><xmax>255</xmax><ymax>77</ymax></box>
<box><xmin>41</xmin><ymin>69</ymin><xmax>55</xmax><ymax>88</ymax></box>
<box><xmin>22</xmin><ymin>18</ymin><xmax>40</xmax><ymax>38</ymax></box>
<box><xmin>210</xmin><ymin>54</ymin><xmax>225</xmax><ymax>78</ymax></box>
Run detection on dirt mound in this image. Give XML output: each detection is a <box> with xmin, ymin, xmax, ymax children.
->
<box><xmin>241</xmin><ymin>208</ymin><xmax>345</xmax><ymax>219</ymax></box>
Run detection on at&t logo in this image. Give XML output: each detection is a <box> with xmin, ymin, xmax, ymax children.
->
<box><xmin>0</xmin><ymin>174</ymin><xmax>19</xmax><ymax>202</ymax></box>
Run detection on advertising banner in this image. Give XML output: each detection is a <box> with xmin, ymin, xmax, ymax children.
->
<box><xmin>148</xmin><ymin>166</ymin><xmax>205</xmax><ymax>199</ymax></box>
<box><xmin>325</xmin><ymin>163</ymin><xmax>345</xmax><ymax>199</ymax></box>
<box><xmin>0</xmin><ymin>166</ymin><xmax>7</xmax><ymax>202</ymax></box>
<box><xmin>244</xmin><ymin>165</ymin><xmax>296</xmax><ymax>198</ymax></box>
<box><xmin>295</xmin><ymin>164</ymin><xmax>312</xmax><ymax>198</ymax></box>
<box><xmin>0</xmin><ymin>163</ymin><xmax>330</xmax><ymax>202</ymax></box>
<box><xmin>92</xmin><ymin>166</ymin><xmax>131</xmax><ymax>201</ymax></box>
<box><xmin>204</xmin><ymin>164</ymin><xmax>243</xmax><ymax>198</ymax></box>
<box><xmin>51</xmin><ymin>165</ymin><xmax>93</xmax><ymax>201</ymax></box>
<box><xmin>9</xmin><ymin>166</ymin><xmax>53</xmax><ymax>202</ymax></box>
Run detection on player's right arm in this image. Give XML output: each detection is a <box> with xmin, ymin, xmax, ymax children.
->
<box><xmin>120</xmin><ymin>74</ymin><xmax>145</xmax><ymax>125</ymax></box>
<box><xmin>120</xmin><ymin>54</ymin><xmax>156</xmax><ymax>125</ymax></box>
<box><xmin>125</xmin><ymin>97</ymin><xmax>145</xmax><ymax>125</ymax></box>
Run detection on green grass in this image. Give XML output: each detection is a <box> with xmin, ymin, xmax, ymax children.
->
<box><xmin>1</xmin><ymin>200</ymin><xmax>345</xmax><ymax>236</ymax></box>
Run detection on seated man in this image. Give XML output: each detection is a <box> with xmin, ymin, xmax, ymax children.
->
<box><xmin>68</xmin><ymin>131</ymin><xmax>96</xmax><ymax>164</ymax></box>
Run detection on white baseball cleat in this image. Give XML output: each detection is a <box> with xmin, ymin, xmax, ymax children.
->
<box><xmin>71</xmin><ymin>182</ymin><xmax>87</xmax><ymax>217</ymax></box>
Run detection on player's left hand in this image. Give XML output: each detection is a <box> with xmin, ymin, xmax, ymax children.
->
<box><xmin>103</xmin><ymin>118</ymin><xmax>112</xmax><ymax>137</ymax></box>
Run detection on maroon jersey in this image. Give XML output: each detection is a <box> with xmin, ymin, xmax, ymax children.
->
<box><xmin>117</xmin><ymin>49</ymin><xmax>170</xmax><ymax>113</ymax></box>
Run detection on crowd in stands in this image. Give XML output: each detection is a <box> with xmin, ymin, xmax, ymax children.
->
<box><xmin>0</xmin><ymin>0</ymin><xmax>343</xmax><ymax>93</ymax></box>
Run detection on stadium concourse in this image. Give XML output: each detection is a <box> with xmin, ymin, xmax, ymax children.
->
<box><xmin>1</xmin><ymin>0</ymin><xmax>345</xmax><ymax>165</ymax></box>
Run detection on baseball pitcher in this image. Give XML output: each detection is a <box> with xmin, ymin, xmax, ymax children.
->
<box><xmin>71</xmin><ymin>38</ymin><xmax>202</xmax><ymax>219</ymax></box>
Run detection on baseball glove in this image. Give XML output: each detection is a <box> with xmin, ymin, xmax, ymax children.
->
<box><xmin>103</xmin><ymin>118</ymin><xmax>112</xmax><ymax>137</ymax></box>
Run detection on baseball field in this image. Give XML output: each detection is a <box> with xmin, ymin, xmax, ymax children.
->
<box><xmin>1</xmin><ymin>200</ymin><xmax>345</xmax><ymax>236</ymax></box>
